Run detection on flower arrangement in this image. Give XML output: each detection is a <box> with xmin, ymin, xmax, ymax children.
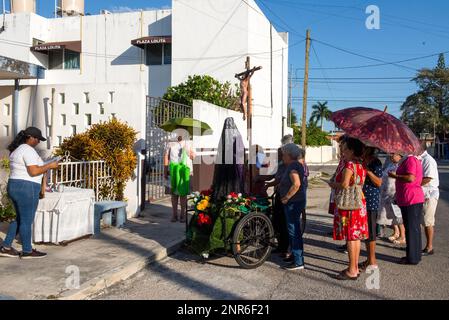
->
<box><xmin>189</xmin><ymin>189</ymin><xmax>214</xmax><ymax>228</ymax></box>
<box><xmin>222</xmin><ymin>192</ymin><xmax>257</xmax><ymax>219</ymax></box>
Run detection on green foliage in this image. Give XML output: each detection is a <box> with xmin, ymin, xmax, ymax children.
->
<box><xmin>401</xmin><ymin>54</ymin><xmax>449</xmax><ymax>136</ymax></box>
<box><xmin>294</xmin><ymin>122</ymin><xmax>331</xmax><ymax>147</ymax></box>
<box><xmin>0</xmin><ymin>158</ymin><xmax>14</xmax><ymax>222</ymax></box>
<box><xmin>310</xmin><ymin>101</ymin><xmax>332</xmax><ymax>130</ymax></box>
<box><xmin>163</xmin><ymin>75</ymin><xmax>240</xmax><ymax>110</ymax></box>
<box><xmin>0</xmin><ymin>185</ymin><xmax>16</xmax><ymax>222</ymax></box>
<box><xmin>1</xmin><ymin>157</ymin><xmax>10</xmax><ymax>170</ymax></box>
<box><xmin>56</xmin><ymin>118</ymin><xmax>138</xmax><ymax>201</ymax></box>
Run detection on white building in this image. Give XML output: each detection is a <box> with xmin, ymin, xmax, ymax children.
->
<box><xmin>0</xmin><ymin>0</ymin><xmax>291</xmax><ymax>215</ymax></box>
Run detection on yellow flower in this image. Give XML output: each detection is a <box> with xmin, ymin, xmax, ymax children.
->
<box><xmin>197</xmin><ymin>200</ymin><xmax>209</xmax><ymax>211</ymax></box>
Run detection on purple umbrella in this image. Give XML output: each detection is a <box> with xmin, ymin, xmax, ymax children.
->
<box><xmin>331</xmin><ymin>107</ymin><xmax>423</xmax><ymax>155</ymax></box>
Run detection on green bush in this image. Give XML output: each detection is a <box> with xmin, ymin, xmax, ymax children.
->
<box><xmin>294</xmin><ymin>122</ymin><xmax>331</xmax><ymax>147</ymax></box>
<box><xmin>0</xmin><ymin>158</ymin><xmax>15</xmax><ymax>222</ymax></box>
<box><xmin>56</xmin><ymin>118</ymin><xmax>138</xmax><ymax>201</ymax></box>
<box><xmin>163</xmin><ymin>75</ymin><xmax>240</xmax><ymax>110</ymax></box>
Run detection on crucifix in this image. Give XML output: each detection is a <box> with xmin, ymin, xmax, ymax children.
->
<box><xmin>235</xmin><ymin>57</ymin><xmax>262</xmax><ymax>194</ymax></box>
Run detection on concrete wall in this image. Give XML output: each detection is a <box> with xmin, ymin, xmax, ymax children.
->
<box><xmin>172</xmin><ymin>0</ymin><xmax>290</xmax><ymax>149</ymax></box>
<box><xmin>305</xmin><ymin>146</ymin><xmax>334</xmax><ymax>164</ymax></box>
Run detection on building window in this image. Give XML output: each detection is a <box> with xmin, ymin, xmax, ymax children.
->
<box><xmin>73</xmin><ymin>103</ymin><xmax>80</xmax><ymax>115</ymax></box>
<box><xmin>85</xmin><ymin>114</ymin><xmax>92</xmax><ymax>126</ymax></box>
<box><xmin>3</xmin><ymin>125</ymin><xmax>9</xmax><ymax>137</ymax></box>
<box><xmin>48</xmin><ymin>49</ymin><xmax>80</xmax><ymax>70</ymax></box>
<box><xmin>145</xmin><ymin>43</ymin><xmax>171</xmax><ymax>66</ymax></box>
<box><xmin>49</xmin><ymin>50</ymin><xmax>63</xmax><ymax>69</ymax></box>
<box><xmin>64</xmin><ymin>50</ymin><xmax>80</xmax><ymax>69</ymax></box>
<box><xmin>71</xmin><ymin>125</ymin><xmax>77</xmax><ymax>135</ymax></box>
<box><xmin>84</xmin><ymin>92</ymin><xmax>90</xmax><ymax>104</ymax></box>
<box><xmin>57</xmin><ymin>136</ymin><xmax>63</xmax><ymax>146</ymax></box>
<box><xmin>3</xmin><ymin>104</ymin><xmax>10</xmax><ymax>116</ymax></box>
<box><xmin>98</xmin><ymin>103</ymin><xmax>105</xmax><ymax>115</ymax></box>
<box><xmin>109</xmin><ymin>92</ymin><xmax>114</xmax><ymax>104</ymax></box>
<box><xmin>59</xmin><ymin>93</ymin><xmax>65</xmax><ymax>104</ymax></box>
<box><xmin>164</xmin><ymin>44</ymin><xmax>172</xmax><ymax>65</ymax></box>
<box><xmin>61</xmin><ymin>114</ymin><xmax>67</xmax><ymax>126</ymax></box>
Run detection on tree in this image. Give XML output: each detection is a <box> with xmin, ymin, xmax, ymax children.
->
<box><xmin>401</xmin><ymin>54</ymin><xmax>449</xmax><ymax>137</ymax></box>
<box><xmin>310</xmin><ymin>101</ymin><xmax>332</xmax><ymax>131</ymax></box>
<box><xmin>294</xmin><ymin>121</ymin><xmax>331</xmax><ymax>147</ymax></box>
<box><xmin>288</xmin><ymin>107</ymin><xmax>299</xmax><ymax>126</ymax></box>
<box><xmin>163</xmin><ymin>75</ymin><xmax>240</xmax><ymax>110</ymax></box>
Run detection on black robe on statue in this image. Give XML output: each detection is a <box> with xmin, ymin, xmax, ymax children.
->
<box><xmin>211</xmin><ymin>118</ymin><xmax>245</xmax><ymax>202</ymax></box>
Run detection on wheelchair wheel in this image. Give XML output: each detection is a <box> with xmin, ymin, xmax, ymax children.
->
<box><xmin>232</xmin><ymin>212</ymin><xmax>274</xmax><ymax>269</ymax></box>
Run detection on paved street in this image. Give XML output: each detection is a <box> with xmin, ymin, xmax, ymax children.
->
<box><xmin>95</xmin><ymin>164</ymin><xmax>449</xmax><ymax>300</ymax></box>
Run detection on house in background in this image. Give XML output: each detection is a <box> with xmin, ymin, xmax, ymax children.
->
<box><xmin>0</xmin><ymin>0</ymin><xmax>291</xmax><ymax>215</ymax></box>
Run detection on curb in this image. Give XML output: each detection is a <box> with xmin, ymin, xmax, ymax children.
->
<box><xmin>57</xmin><ymin>238</ymin><xmax>185</xmax><ymax>300</ymax></box>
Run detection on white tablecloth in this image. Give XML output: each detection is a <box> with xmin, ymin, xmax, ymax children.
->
<box><xmin>33</xmin><ymin>187</ymin><xmax>95</xmax><ymax>244</ymax></box>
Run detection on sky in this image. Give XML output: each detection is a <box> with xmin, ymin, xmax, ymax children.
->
<box><xmin>29</xmin><ymin>0</ymin><xmax>449</xmax><ymax>131</ymax></box>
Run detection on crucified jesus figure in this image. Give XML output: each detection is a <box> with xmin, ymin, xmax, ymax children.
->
<box><xmin>235</xmin><ymin>67</ymin><xmax>260</xmax><ymax>121</ymax></box>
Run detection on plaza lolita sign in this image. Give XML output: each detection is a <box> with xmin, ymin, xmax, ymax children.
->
<box><xmin>131</xmin><ymin>36</ymin><xmax>172</xmax><ymax>48</ymax></box>
<box><xmin>33</xmin><ymin>44</ymin><xmax>63</xmax><ymax>51</ymax></box>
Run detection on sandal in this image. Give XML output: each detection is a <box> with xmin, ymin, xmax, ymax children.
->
<box><xmin>336</xmin><ymin>270</ymin><xmax>358</xmax><ymax>281</ymax></box>
<box><xmin>388</xmin><ymin>235</ymin><xmax>400</xmax><ymax>242</ymax></box>
<box><xmin>393</xmin><ymin>238</ymin><xmax>406</xmax><ymax>245</ymax></box>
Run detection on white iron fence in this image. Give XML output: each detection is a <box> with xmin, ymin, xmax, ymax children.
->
<box><xmin>47</xmin><ymin>159</ymin><xmax>114</xmax><ymax>201</ymax></box>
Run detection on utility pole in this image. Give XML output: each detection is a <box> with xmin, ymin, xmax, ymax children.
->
<box><xmin>289</xmin><ymin>64</ymin><xmax>293</xmax><ymax>127</ymax></box>
<box><xmin>301</xmin><ymin>29</ymin><xmax>311</xmax><ymax>149</ymax></box>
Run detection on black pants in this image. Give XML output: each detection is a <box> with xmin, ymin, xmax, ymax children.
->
<box><xmin>400</xmin><ymin>203</ymin><xmax>423</xmax><ymax>265</ymax></box>
<box><xmin>273</xmin><ymin>192</ymin><xmax>289</xmax><ymax>252</ymax></box>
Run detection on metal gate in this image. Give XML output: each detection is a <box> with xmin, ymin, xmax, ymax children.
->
<box><xmin>145</xmin><ymin>97</ymin><xmax>192</xmax><ymax>202</ymax></box>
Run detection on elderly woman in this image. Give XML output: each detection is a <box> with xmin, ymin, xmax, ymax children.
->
<box><xmin>389</xmin><ymin>154</ymin><xmax>424</xmax><ymax>265</ymax></box>
<box><xmin>329</xmin><ymin>137</ymin><xmax>368</xmax><ymax>280</ymax></box>
<box><xmin>377</xmin><ymin>153</ymin><xmax>405</xmax><ymax>244</ymax></box>
<box><xmin>279</xmin><ymin>143</ymin><xmax>307</xmax><ymax>271</ymax></box>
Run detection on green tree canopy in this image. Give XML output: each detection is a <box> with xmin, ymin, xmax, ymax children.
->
<box><xmin>294</xmin><ymin>122</ymin><xmax>331</xmax><ymax>147</ymax></box>
<box><xmin>401</xmin><ymin>54</ymin><xmax>449</xmax><ymax>137</ymax></box>
<box><xmin>163</xmin><ymin>75</ymin><xmax>240</xmax><ymax>110</ymax></box>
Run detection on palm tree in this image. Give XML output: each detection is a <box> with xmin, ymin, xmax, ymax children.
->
<box><xmin>310</xmin><ymin>101</ymin><xmax>332</xmax><ymax>131</ymax></box>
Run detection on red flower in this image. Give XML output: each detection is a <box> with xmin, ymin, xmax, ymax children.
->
<box><xmin>200</xmin><ymin>189</ymin><xmax>213</xmax><ymax>197</ymax></box>
<box><xmin>229</xmin><ymin>192</ymin><xmax>239</xmax><ymax>199</ymax></box>
<box><xmin>197</xmin><ymin>213</ymin><xmax>212</xmax><ymax>226</ymax></box>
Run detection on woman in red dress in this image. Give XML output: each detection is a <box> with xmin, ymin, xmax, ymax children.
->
<box><xmin>329</xmin><ymin>137</ymin><xmax>368</xmax><ymax>280</ymax></box>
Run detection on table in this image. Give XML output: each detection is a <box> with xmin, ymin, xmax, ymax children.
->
<box><xmin>33</xmin><ymin>187</ymin><xmax>95</xmax><ymax>244</ymax></box>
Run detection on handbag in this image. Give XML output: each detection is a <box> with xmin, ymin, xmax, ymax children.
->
<box><xmin>335</xmin><ymin>163</ymin><xmax>364</xmax><ymax>211</ymax></box>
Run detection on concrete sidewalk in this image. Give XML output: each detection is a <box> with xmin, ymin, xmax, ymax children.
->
<box><xmin>0</xmin><ymin>198</ymin><xmax>184</xmax><ymax>300</ymax></box>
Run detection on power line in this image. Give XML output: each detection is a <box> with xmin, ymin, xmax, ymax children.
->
<box><xmin>295</xmin><ymin>47</ymin><xmax>449</xmax><ymax>71</ymax></box>
<box><xmin>312</xmin><ymin>39</ymin><xmax>418</xmax><ymax>72</ymax></box>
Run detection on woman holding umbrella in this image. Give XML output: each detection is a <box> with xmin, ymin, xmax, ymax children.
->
<box><xmin>331</xmin><ymin>107</ymin><xmax>424</xmax><ymax>266</ymax></box>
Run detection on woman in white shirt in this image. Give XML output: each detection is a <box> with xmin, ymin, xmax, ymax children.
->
<box><xmin>0</xmin><ymin>127</ymin><xmax>59</xmax><ymax>259</ymax></box>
